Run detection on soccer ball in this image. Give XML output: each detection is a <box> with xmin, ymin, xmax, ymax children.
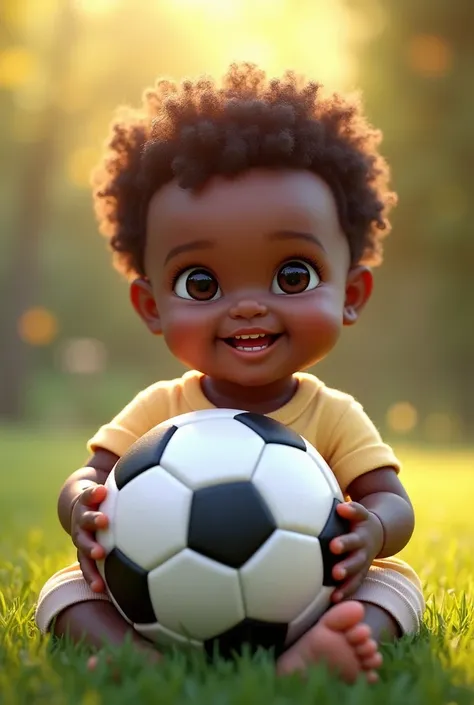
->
<box><xmin>96</xmin><ymin>409</ymin><xmax>349</xmax><ymax>659</ymax></box>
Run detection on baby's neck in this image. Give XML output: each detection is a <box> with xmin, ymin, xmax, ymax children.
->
<box><xmin>200</xmin><ymin>375</ymin><xmax>299</xmax><ymax>414</ymax></box>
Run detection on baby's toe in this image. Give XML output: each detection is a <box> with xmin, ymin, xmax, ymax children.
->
<box><xmin>87</xmin><ymin>653</ymin><xmax>120</xmax><ymax>681</ymax></box>
<box><xmin>361</xmin><ymin>652</ymin><xmax>383</xmax><ymax>670</ymax></box>
<box><xmin>365</xmin><ymin>669</ymin><xmax>379</xmax><ymax>684</ymax></box>
<box><xmin>87</xmin><ymin>655</ymin><xmax>99</xmax><ymax>671</ymax></box>
<box><xmin>346</xmin><ymin>624</ymin><xmax>372</xmax><ymax>646</ymax></box>
<box><xmin>355</xmin><ymin>638</ymin><xmax>378</xmax><ymax>658</ymax></box>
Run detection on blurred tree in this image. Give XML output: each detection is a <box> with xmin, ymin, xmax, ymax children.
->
<box><xmin>344</xmin><ymin>0</ymin><xmax>474</xmax><ymax>434</ymax></box>
<box><xmin>0</xmin><ymin>0</ymin><xmax>77</xmax><ymax>419</ymax></box>
<box><xmin>1</xmin><ymin>0</ymin><xmax>472</xmax><ymax>436</ymax></box>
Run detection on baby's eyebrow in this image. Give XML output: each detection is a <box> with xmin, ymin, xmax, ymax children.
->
<box><xmin>164</xmin><ymin>239</ymin><xmax>215</xmax><ymax>265</ymax></box>
<box><xmin>269</xmin><ymin>230</ymin><xmax>327</xmax><ymax>254</ymax></box>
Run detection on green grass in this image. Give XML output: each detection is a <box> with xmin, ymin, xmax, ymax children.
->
<box><xmin>0</xmin><ymin>427</ymin><xmax>473</xmax><ymax>704</ymax></box>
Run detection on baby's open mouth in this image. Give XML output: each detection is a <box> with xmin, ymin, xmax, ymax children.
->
<box><xmin>222</xmin><ymin>333</ymin><xmax>281</xmax><ymax>352</ymax></box>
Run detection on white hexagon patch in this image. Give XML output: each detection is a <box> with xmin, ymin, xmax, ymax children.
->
<box><xmin>166</xmin><ymin>409</ymin><xmax>247</xmax><ymax>428</ymax></box>
<box><xmin>285</xmin><ymin>586</ymin><xmax>334</xmax><ymax>645</ymax></box>
<box><xmin>303</xmin><ymin>439</ymin><xmax>343</xmax><ymax>501</ymax></box>
<box><xmin>160</xmin><ymin>419</ymin><xmax>265</xmax><ymax>490</ymax></box>
<box><xmin>114</xmin><ymin>467</ymin><xmax>192</xmax><ymax>571</ymax></box>
<box><xmin>148</xmin><ymin>548</ymin><xmax>244</xmax><ymax>641</ymax></box>
<box><xmin>252</xmin><ymin>444</ymin><xmax>335</xmax><ymax>536</ymax></box>
<box><xmin>136</xmin><ymin>621</ymin><xmax>203</xmax><ymax>650</ymax></box>
<box><xmin>240</xmin><ymin>529</ymin><xmax>324</xmax><ymax>623</ymax></box>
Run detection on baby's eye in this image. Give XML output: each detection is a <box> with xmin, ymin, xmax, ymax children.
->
<box><xmin>174</xmin><ymin>268</ymin><xmax>221</xmax><ymax>301</ymax></box>
<box><xmin>271</xmin><ymin>260</ymin><xmax>320</xmax><ymax>295</ymax></box>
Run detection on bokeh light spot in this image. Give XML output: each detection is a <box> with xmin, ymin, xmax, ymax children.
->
<box><xmin>0</xmin><ymin>47</ymin><xmax>37</xmax><ymax>89</ymax></box>
<box><xmin>408</xmin><ymin>35</ymin><xmax>452</xmax><ymax>78</ymax></box>
<box><xmin>18</xmin><ymin>307</ymin><xmax>58</xmax><ymax>346</ymax></box>
<box><xmin>59</xmin><ymin>338</ymin><xmax>107</xmax><ymax>375</ymax></box>
<box><xmin>386</xmin><ymin>402</ymin><xmax>418</xmax><ymax>434</ymax></box>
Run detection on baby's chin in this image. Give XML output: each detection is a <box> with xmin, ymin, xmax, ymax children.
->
<box><xmin>183</xmin><ymin>343</ymin><xmax>305</xmax><ymax>389</ymax></box>
<box><xmin>210</xmin><ymin>366</ymin><xmax>297</xmax><ymax>390</ymax></box>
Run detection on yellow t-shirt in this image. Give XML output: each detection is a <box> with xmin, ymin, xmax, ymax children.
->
<box><xmin>88</xmin><ymin>370</ymin><xmax>399</xmax><ymax>494</ymax></box>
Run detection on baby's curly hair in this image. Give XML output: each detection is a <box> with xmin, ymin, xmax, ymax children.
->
<box><xmin>92</xmin><ymin>62</ymin><xmax>397</xmax><ymax>279</ymax></box>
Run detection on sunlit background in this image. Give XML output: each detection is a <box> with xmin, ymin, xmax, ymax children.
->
<box><xmin>0</xmin><ymin>0</ymin><xmax>472</xmax><ymax>444</ymax></box>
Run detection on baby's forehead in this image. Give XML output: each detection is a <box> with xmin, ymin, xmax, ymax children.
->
<box><xmin>146</xmin><ymin>169</ymin><xmax>341</xmax><ymax>242</ymax></box>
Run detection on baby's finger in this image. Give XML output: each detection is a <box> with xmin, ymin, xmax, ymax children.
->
<box><xmin>74</xmin><ymin>527</ymin><xmax>105</xmax><ymax>560</ymax></box>
<box><xmin>332</xmin><ymin>549</ymin><xmax>368</xmax><ymax>581</ymax></box>
<box><xmin>336</xmin><ymin>501</ymin><xmax>369</xmax><ymax>522</ymax></box>
<box><xmin>332</xmin><ymin>570</ymin><xmax>367</xmax><ymax>602</ymax></box>
<box><xmin>78</xmin><ymin>552</ymin><xmax>106</xmax><ymax>592</ymax></box>
<box><xmin>79</xmin><ymin>484</ymin><xmax>107</xmax><ymax>508</ymax></box>
<box><xmin>330</xmin><ymin>532</ymin><xmax>364</xmax><ymax>555</ymax></box>
<box><xmin>79</xmin><ymin>511</ymin><xmax>109</xmax><ymax>532</ymax></box>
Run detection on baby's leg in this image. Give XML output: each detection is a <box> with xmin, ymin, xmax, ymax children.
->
<box><xmin>35</xmin><ymin>563</ymin><xmax>160</xmax><ymax>666</ymax></box>
<box><xmin>54</xmin><ymin>602</ymin><xmax>160</xmax><ymax>656</ymax></box>
<box><xmin>360</xmin><ymin>603</ymin><xmax>400</xmax><ymax>641</ymax></box>
<box><xmin>37</xmin><ymin>558</ymin><xmax>424</xmax><ymax>681</ymax></box>
<box><xmin>349</xmin><ymin>557</ymin><xmax>425</xmax><ymax>640</ymax></box>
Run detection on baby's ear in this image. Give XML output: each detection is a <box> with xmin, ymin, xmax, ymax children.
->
<box><xmin>130</xmin><ymin>278</ymin><xmax>162</xmax><ymax>335</ymax></box>
<box><xmin>343</xmin><ymin>266</ymin><xmax>373</xmax><ymax>326</ymax></box>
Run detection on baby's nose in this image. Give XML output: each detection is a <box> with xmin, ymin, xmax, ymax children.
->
<box><xmin>229</xmin><ymin>299</ymin><xmax>268</xmax><ymax>320</ymax></box>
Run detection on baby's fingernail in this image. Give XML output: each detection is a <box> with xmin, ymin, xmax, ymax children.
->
<box><xmin>91</xmin><ymin>547</ymin><xmax>102</xmax><ymax>559</ymax></box>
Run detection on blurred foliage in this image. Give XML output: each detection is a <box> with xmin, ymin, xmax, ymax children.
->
<box><xmin>341</xmin><ymin>0</ymin><xmax>474</xmax><ymax>434</ymax></box>
<box><xmin>0</xmin><ymin>0</ymin><xmax>472</xmax><ymax>442</ymax></box>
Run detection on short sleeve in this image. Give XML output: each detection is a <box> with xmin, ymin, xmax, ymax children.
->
<box><xmin>324</xmin><ymin>399</ymin><xmax>401</xmax><ymax>494</ymax></box>
<box><xmin>87</xmin><ymin>386</ymin><xmax>168</xmax><ymax>457</ymax></box>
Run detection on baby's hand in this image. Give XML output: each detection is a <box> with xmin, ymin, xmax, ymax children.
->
<box><xmin>329</xmin><ymin>502</ymin><xmax>384</xmax><ymax>602</ymax></box>
<box><xmin>71</xmin><ymin>483</ymin><xmax>109</xmax><ymax>592</ymax></box>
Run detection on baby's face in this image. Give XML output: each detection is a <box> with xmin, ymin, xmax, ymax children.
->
<box><xmin>137</xmin><ymin>168</ymin><xmax>367</xmax><ymax>387</ymax></box>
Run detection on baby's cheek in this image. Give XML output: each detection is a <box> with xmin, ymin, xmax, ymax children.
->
<box><xmin>161</xmin><ymin>306</ymin><xmax>215</xmax><ymax>360</ymax></box>
<box><xmin>291</xmin><ymin>296</ymin><xmax>343</xmax><ymax>346</ymax></box>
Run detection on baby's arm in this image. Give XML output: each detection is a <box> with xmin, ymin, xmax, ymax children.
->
<box><xmin>58</xmin><ymin>448</ymin><xmax>118</xmax><ymax>589</ymax></box>
<box><xmin>53</xmin><ymin>449</ymin><xmax>162</xmax><ymax>659</ymax></box>
<box><xmin>347</xmin><ymin>466</ymin><xmax>415</xmax><ymax>557</ymax></box>
<box><xmin>330</xmin><ymin>467</ymin><xmax>415</xmax><ymax>602</ymax></box>
<box><xmin>58</xmin><ymin>448</ymin><xmax>118</xmax><ymax>533</ymax></box>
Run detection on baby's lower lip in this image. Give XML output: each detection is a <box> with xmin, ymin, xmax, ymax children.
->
<box><xmin>222</xmin><ymin>334</ymin><xmax>280</xmax><ymax>352</ymax></box>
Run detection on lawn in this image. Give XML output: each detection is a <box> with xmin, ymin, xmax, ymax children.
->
<box><xmin>0</xmin><ymin>427</ymin><xmax>473</xmax><ymax>705</ymax></box>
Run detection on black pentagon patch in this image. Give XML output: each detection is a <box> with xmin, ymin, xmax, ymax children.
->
<box><xmin>188</xmin><ymin>481</ymin><xmax>276</xmax><ymax>569</ymax></box>
<box><xmin>204</xmin><ymin>618</ymin><xmax>288</xmax><ymax>660</ymax></box>
<box><xmin>103</xmin><ymin>548</ymin><xmax>155</xmax><ymax>624</ymax></box>
<box><xmin>234</xmin><ymin>412</ymin><xmax>306</xmax><ymax>451</ymax></box>
<box><xmin>318</xmin><ymin>499</ymin><xmax>351</xmax><ymax>586</ymax></box>
<box><xmin>114</xmin><ymin>424</ymin><xmax>178</xmax><ymax>490</ymax></box>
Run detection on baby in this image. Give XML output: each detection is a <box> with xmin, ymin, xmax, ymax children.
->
<box><xmin>35</xmin><ymin>63</ymin><xmax>424</xmax><ymax>684</ymax></box>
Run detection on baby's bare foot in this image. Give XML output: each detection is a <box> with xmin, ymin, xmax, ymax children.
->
<box><xmin>277</xmin><ymin>601</ymin><xmax>382</xmax><ymax>684</ymax></box>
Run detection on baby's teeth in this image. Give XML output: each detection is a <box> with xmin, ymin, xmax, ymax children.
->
<box><xmin>236</xmin><ymin>345</ymin><xmax>267</xmax><ymax>352</ymax></box>
<box><xmin>235</xmin><ymin>333</ymin><xmax>265</xmax><ymax>340</ymax></box>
